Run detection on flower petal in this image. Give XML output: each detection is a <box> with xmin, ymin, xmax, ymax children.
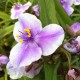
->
<box><xmin>32</xmin><ymin>4</ymin><xmax>39</xmax><ymax>16</ymax></box>
<box><xmin>68</xmin><ymin>69</ymin><xmax>76</xmax><ymax>79</ymax></box>
<box><xmin>7</xmin><ymin>62</ymin><xmax>25</xmax><ymax>79</ymax></box>
<box><xmin>0</xmin><ymin>55</ymin><xmax>9</xmax><ymax>65</ymax></box>
<box><xmin>36</xmin><ymin>24</ymin><xmax>64</xmax><ymax>56</ymax></box>
<box><xmin>11</xmin><ymin>5</ymin><xmax>22</xmax><ymax>19</ymax></box>
<box><xmin>13</xmin><ymin>21</ymin><xmax>26</xmax><ymax>42</ymax></box>
<box><xmin>11</xmin><ymin>2</ymin><xmax>31</xmax><ymax>19</ymax></box>
<box><xmin>25</xmin><ymin>62</ymin><xmax>42</xmax><ymax>78</ymax></box>
<box><xmin>9</xmin><ymin>42</ymin><xmax>42</xmax><ymax>67</ymax></box>
<box><xmin>21</xmin><ymin>2</ymin><xmax>32</xmax><ymax>11</ymax></box>
<box><xmin>71</xmin><ymin>22</ymin><xmax>80</xmax><ymax>32</ymax></box>
<box><xmin>74</xmin><ymin>0</ymin><xmax>80</xmax><ymax>5</ymax></box>
<box><xmin>63</xmin><ymin>4</ymin><xmax>74</xmax><ymax>15</ymax></box>
<box><xmin>18</xmin><ymin>13</ymin><xmax>42</xmax><ymax>36</ymax></box>
<box><xmin>63</xmin><ymin>42</ymin><xmax>78</xmax><ymax>53</ymax></box>
<box><xmin>76</xmin><ymin>36</ymin><xmax>80</xmax><ymax>43</ymax></box>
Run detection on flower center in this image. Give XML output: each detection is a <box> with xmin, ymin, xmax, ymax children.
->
<box><xmin>60</xmin><ymin>0</ymin><xmax>66</xmax><ymax>4</ymax></box>
<box><xmin>16</xmin><ymin>28</ymin><xmax>32</xmax><ymax>43</ymax></box>
<box><xmin>13</xmin><ymin>3</ymin><xmax>21</xmax><ymax>10</ymax></box>
<box><xmin>24</xmin><ymin>28</ymin><xmax>31</xmax><ymax>38</ymax></box>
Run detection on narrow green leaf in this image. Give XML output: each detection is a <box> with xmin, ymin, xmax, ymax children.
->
<box><xmin>19</xmin><ymin>77</ymin><xmax>30</xmax><ymax>80</ymax></box>
<box><xmin>0</xmin><ymin>25</ymin><xmax>14</xmax><ymax>40</ymax></box>
<box><xmin>38</xmin><ymin>0</ymin><xmax>58</xmax><ymax>26</ymax></box>
<box><xmin>44</xmin><ymin>60</ymin><xmax>61</xmax><ymax>80</ymax></box>
<box><xmin>0</xmin><ymin>11</ymin><xmax>10</xmax><ymax>20</ymax></box>
<box><xmin>56</xmin><ymin>12</ymin><xmax>66</xmax><ymax>27</ymax></box>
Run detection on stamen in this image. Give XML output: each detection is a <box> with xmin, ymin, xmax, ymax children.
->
<box><xmin>19</xmin><ymin>39</ymin><xmax>23</xmax><ymax>43</ymax></box>
<box><xmin>28</xmin><ymin>33</ymin><xmax>31</xmax><ymax>37</ymax></box>
<box><xmin>24</xmin><ymin>28</ymin><xmax>31</xmax><ymax>37</ymax></box>
<box><xmin>24</xmin><ymin>28</ymin><xmax>31</xmax><ymax>33</ymax></box>
<box><xmin>16</xmin><ymin>34</ymin><xmax>19</xmax><ymax>38</ymax></box>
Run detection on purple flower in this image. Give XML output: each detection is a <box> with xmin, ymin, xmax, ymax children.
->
<box><xmin>64</xmin><ymin>22</ymin><xmax>80</xmax><ymax>53</ymax></box>
<box><xmin>11</xmin><ymin>2</ymin><xmax>32</xmax><ymax>19</ymax></box>
<box><xmin>60</xmin><ymin>0</ymin><xmax>74</xmax><ymax>15</ymax></box>
<box><xmin>7</xmin><ymin>61</ymin><xmax>42</xmax><ymax>79</ymax></box>
<box><xmin>0</xmin><ymin>54</ymin><xmax>9</xmax><ymax>71</ymax></box>
<box><xmin>32</xmin><ymin>5</ymin><xmax>39</xmax><ymax>16</ymax></box>
<box><xmin>7</xmin><ymin>13</ymin><xmax>64</xmax><ymax>79</ymax></box>
<box><xmin>74</xmin><ymin>0</ymin><xmax>80</xmax><ymax>5</ymax></box>
<box><xmin>68</xmin><ymin>69</ymin><xmax>76</xmax><ymax>79</ymax></box>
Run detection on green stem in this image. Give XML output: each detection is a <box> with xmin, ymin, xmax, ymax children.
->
<box><xmin>61</xmin><ymin>48</ymin><xmax>71</xmax><ymax>69</ymax></box>
<box><xmin>71</xmin><ymin>14</ymin><xmax>80</xmax><ymax>17</ymax></box>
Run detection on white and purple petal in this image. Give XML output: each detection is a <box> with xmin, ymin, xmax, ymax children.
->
<box><xmin>68</xmin><ymin>69</ymin><xmax>76</xmax><ymax>79</ymax></box>
<box><xmin>0</xmin><ymin>55</ymin><xmax>9</xmax><ymax>65</ymax></box>
<box><xmin>63</xmin><ymin>4</ymin><xmax>74</xmax><ymax>16</ymax></box>
<box><xmin>60</xmin><ymin>0</ymin><xmax>74</xmax><ymax>15</ymax></box>
<box><xmin>63</xmin><ymin>42</ymin><xmax>78</xmax><ymax>53</ymax></box>
<box><xmin>32</xmin><ymin>5</ymin><xmax>39</xmax><ymax>16</ymax></box>
<box><xmin>13</xmin><ymin>21</ymin><xmax>25</xmax><ymax>42</ymax></box>
<box><xmin>7</xmin><ymin>61</ymin><xmax>42</xmax><ymax>79</ymax></box>
<box><xmin>18</xmin><ymin>13</ymin><xmax>42</xmax><ymax>36</ymax></box>
<box><xmin>7</xmin><ymin>62</ymin><xmax>25</xmax><ymax>79</ymax></box>
<box><xmin>74</xmin><ymin>0</ymin><xmax>80</xmax><ymax>5</ymax></box>
<box><xmin>71</xmin><ymin>22</ymin><xmax>80</xmax><ymax>33</ymax></box>
<box><xmin>21</xmin><ymin>2</ymin><xmax>32</xmax><ymax>11</ymax></box>
<box><xmin>11</xmin><ymin>2</ymin><xmax>32</xmax><ymax>19</ymax></box>
<box><xmin>9</xmin><ymin>42</ymin><xmax>42</xmax><ymax>67</ymax></box>
<box><xmin>36</xmin><ymin>24</ymin><xmax>64</xmax><ymax>56</ymax></box>
<box><xmin>25</xmin><ymin>62</ymin><xmax>42</xmax><ymax>78</ymax></box>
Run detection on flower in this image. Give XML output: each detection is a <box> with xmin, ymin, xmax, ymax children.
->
<box><xmin>7</xmin><ymin>61</ymin><xmax>42</xmax><ymax>79</ymax></box>
<box><xmin>74</xmin><ymin>0</ymin><xmax>80</xmax><ymax>5</ymax></box>
<box><xmin>60</xmin><ymin>0</ymin><xmax>74</xmax><ymax>15</ymax></box>
<box><xmin>68</xmin><ymin>69</ymin><xmax>77</xmax><ymax>79</ymax></box>
<box><xmin>11</xmin><ymin>2</ymin><xmax>32</xmax><ymax>19</ymax></box>
<box><xmin>7</xmin><ymin>13</ymin><xmax>64</xmax><ymax>79</ymax></box>
<box><xmin>32</xmin><ymin>5</ymin><xmax>39</xmax><ymax>16</ymax></box>
<box><xmin>0</xmin><ymin>54</ymin><xmax>9</xmax><ymax>71</ymax></box>
<box><xmin>64</xmin><ymin>22</ymin><xmax>80</xmax><ymax>53</ymax></box>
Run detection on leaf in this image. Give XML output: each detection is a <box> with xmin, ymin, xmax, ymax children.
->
<box><xmin>56</xmin><ymin>12</ymin><xmax>66</xmax><ymax>27</ymax></box>
<box><xmin>0</xmin><ymin>11</ymin><xmax>10</xmax><ymax>20</ymax></box>
<box><xmin>61</xmin><ymin>48</ymin><xmax>71</xmax><ymax>69</ymax></box>
<box><xmin>44</xmin><ymin>60</ymin><xmax>61</xmax><ymax>80</ymax></box>
<box><xmin>19</xmin><ymin>77</ymin><xmax>30</xmax><ymax>80</ymax></box>
<box><xmin>38</xmin><ymin>0</ymin><xmax>58</xmax><ymax>26</ymax></box>
<box><xmin>0</xmin><ymin>25</ymin><xmax>14</xmax><ymax>40</ymax></box>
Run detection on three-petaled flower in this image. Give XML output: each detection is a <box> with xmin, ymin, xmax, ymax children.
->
<box><xmin>7</xmin><ymin>13</ymin><xmax>64</xmax><ymax>79</ymax></box>
<box><xmin>11</xmin><ymin>2</ymin><xmax>32</xmax><ymax>19</ymax></box>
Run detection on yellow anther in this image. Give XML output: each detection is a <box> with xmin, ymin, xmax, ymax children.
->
<box><xmin>19</xmin><ymin>39</ymin><xmax>23</xmax><ymax>43</ymax></box>
<box><xmin>16</xmin><ymin>34</ymin><xmax>19</xmax><ymax>38</ymax></box>
<box><xmin>28</xmin><ymin>33</ymin><xmax>31</xmax><ymax>37</ymax></box>
<box><xmin>24</xmin><ymin>28</ymin><xmax>31</xmax><ymax>37</ymax></box>
<box><xmin>24</xmin><ymin>28</ymin><xmax>31</xmax><ymax>33</ymax></box>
